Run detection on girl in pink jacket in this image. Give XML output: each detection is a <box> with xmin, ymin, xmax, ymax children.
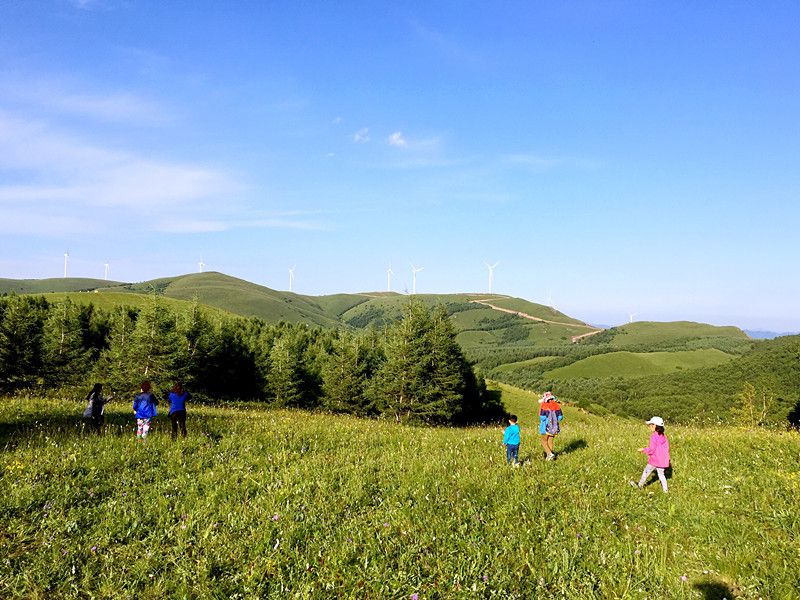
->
<box><xmin>630</xmin><ymin>416</ymin><xmax>671</xmax><ymax>493</ymax></box>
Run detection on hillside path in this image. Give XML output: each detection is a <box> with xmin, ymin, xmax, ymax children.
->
<box><xmin>469</xmin><ymin>299</ymin><xmax>605</xmax><ymax>343</ymax></box>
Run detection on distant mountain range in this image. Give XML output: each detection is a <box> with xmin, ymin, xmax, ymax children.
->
<box><xmin>1</xmin><ymin>271</ymin><xmax>754</xmax><ymax>360</ymax></box>
<box><xmin>743</xmin><ymin>330</ymin><xmax>798</xmax><ymax>340</ymax></box>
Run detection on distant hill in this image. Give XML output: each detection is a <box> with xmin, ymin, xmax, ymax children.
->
<box><xmin>0</xmin><ymin>277</ymin><xmax>121</xmax><ymax>294</ymax></box>
<box><xmin>2</xmin><ymin>272</ymin><xmax>754</xmax><ymax>374</ymax></box>
<box><xmin>744</xmin><ymin>329</ymin><xmax>798</xmax><ymax>340</ymax></box>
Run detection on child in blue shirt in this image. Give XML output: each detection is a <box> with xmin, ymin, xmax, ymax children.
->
<box><xmin>503</xmin><ymin>415</ymin><xmax>521</xmax><ymax>465</ymax></box>
<box><xmin>133</xmin><ymin>381</ymin><xmax>158</xmax><ymax>439</ymax></box>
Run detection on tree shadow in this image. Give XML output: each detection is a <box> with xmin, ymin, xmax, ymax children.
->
<box><xmin>0</xmin><ymin>410</ymin><xmax>225</xmax><ymax>449</ymax></box>
<box><xmin>694</xmin><ymin>580</ymin><xmax>734</xmax><ymax>600</ymax></box>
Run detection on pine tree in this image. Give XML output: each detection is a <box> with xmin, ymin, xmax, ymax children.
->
<box><xmin>126</xmin><ymin>296</ymin><xmax>181</xmax><ymax>393</ymax></box>
<box><xmin>0</xmin><ymin>295</ymin><xmax>47</xmax><ymax>390</ymax></box>
<box><xmin>94</xmin><ymin>306</ymin><xmax>139</xmax><ymax>394</ymax></box>
<box><xmin>41</xmin><ymin>298</ymin><xmax>90</xmax><ymax>387</ymax></box>
<box><xmin>267</xmin><ymin>333</ymin><xmax>304</xmax><ymax>407</ymax></box>
<box><xmin>321</xmin><ymin>330</ymin><xmax>371</xmax><ymax>415</ymax></box>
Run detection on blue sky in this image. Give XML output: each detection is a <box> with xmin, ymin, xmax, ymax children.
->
<box><xmin>1</xmin><ymin>1</ymin><xmax>798</xmax><ymax>331</ymax></box>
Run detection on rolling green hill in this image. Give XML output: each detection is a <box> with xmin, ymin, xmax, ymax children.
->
<box><xmin>543</xmin><ymin>349</ymin><xmax>735</xmax><ymax>379</ymax></box>
<box><xmin>584</xmin><ymin>321</ymin><xmax>749</xmax><ymax>349</ymax></box>
<box><xmin>0</xmin><ymin>277</ymin><xmax>121</xmax><ymax>294</ymax></box>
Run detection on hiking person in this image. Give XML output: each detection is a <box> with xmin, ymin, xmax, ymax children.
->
<box><xmin>630</xmin><ymin>416</ymin><xmax>671</xmax><ymax>493</ymax></box>
<box><xmin>538</xmin><ymin>391</ymin><xmax>563</xmax><ymax>461</ymax></box>
<box><xmin>133</xmin><ymin>381</ymin><xmax>158</xmax><ymax>440</ymax></box>
<box><xmin>82</xmin><ymin>383</ymin><xmax>113</xmax><ymax>434</ymax></box>
<box><xmin>167</xmin><ymin>380</ymin><xmax>191</xmax><ymax>439</ymax></box>
<box><xmin>503</xmin><ymin>414</ymin><xmax>521</xmax><ymax>465</ymax></box>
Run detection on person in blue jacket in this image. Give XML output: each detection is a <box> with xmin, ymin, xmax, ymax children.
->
<box><xmin>538</xmin><ymin>391</ymin><xmax>563</xmax><ymax>461</ymax></box>
<box><xmin>503</xmin><ymin>415</ymin><xmax>521</xmax><ymax>465</ymax></box>
<box><xmin>168</xmin><ymin>380</ymin><xmax>191</xmax><ymax>440</ymax></box>
<box><xmin>133</xmin><ymin>380</ymin><xmax>158</xmax><ymax>439</ymax></box>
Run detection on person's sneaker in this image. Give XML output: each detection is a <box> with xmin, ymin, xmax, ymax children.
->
<box><xmin>629</xmin><ymin>480</ymin><xmax>640</xmax><ymax>489</ymax></box>
<box><xmin>546</xmin><ymin>453</ymin><xmax>556</xmax><ymax>461</ymax></box>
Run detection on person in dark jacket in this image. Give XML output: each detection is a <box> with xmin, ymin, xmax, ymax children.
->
<box><xmin>133</xmin><ymin>381</ymin><xmax>158</xmax><ymax>439</ymax></box>
<box><xmin>167</xmin><ymin>381</ymin><xmax>191</xmax><ymax>440</ymax></box>
<box><xmin>83</xmin><ymin>383</ymin><xmax>113</xmax><ymax>434</ymax></box>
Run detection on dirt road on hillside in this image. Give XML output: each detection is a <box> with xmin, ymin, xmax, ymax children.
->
<box><xmin>469</xmin><ymin>299</ymin><xmax>605</xmax><ymax>343</ymax></box>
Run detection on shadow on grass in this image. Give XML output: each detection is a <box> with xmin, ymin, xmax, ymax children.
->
<box><xmin>558</xmin><ymin>438</ymin><xmax>588</xmax><ymax>456</ymax></box>
<box><xmin>694</xmin><ymin>580</ymin><xmax>734</xmax><ymax>600</ymax></box>
<box><xmin>0</xmin><ymin>411</ymin><xmax>225</xmax><ymax>449</ymax></box>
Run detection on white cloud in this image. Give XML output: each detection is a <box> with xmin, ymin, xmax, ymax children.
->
<box><xmin>353</xmin><ymin>128</ymin><xmax>370</xmax><ymax>143</ymax></box>
<box><xmin>388</xmin><ymin>131</ymin><xmax>407</xmax><ymax>147</ymax></box>
<box><xmin>0</xmin><ymin>78</ymin><xmax>171</xmax><ymax>125</ymax></box>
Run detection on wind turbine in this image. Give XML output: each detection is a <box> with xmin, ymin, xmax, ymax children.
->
<box><xmin>629</xmin><ymin>313</ymin><xmax>637</xmax><ymax>324</ymax></box>
<box><xmin>386</xmin><ymin>265</ymin><xmax>394</xmax><ymax>292</ymax></box>
<box><xmin>104</xmin><ymin>261</ymin><xmax>110</xmax><ymax>281</ymax></box>
<box><xmin>485</xmin><ymin>261</ymin><xmax>499</xmax><ymax>294</ymax></box>
<box><xmin>198</xmin><ymin>258</ymin><xmax>206</xmax><ymax>273</ymax></box>
<box><xmin>63</xmin><ymin>251</ymin><xmax>69</xmax><ymax>278</ymax></box>
<box><xmin>288</xmin><ymin>265</ymin><xmax>296</xmax><ymax>292</ymax></box>
<box><xmin>410</xmin><ymin>264</ymin><xmax>424</xmax><ymax>295</ymax></box>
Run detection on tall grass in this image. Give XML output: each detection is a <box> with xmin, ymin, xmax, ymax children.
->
<box><xmin>1</xmin><ymin>385</ymin><xmax>798</xmax><ymax>598</ymax></box>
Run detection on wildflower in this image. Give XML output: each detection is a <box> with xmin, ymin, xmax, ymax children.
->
<box><xmin>411</xmin><ymin>594</ymin><xmax>419</xmax><ymax>600</ymax></box>
<box><xmin>91</xmin><ymin>545</ymin><xmax>97</xmax><ymax>553</ymax></box>
<box><xmin>680</xmin><ymin>574</ymin><xmax>688</xmax><ymax>582</ymax></box>
<box><xmin>272</xmin><ymin>514</ymin><xmax>280</xmax><ymax>521</ymax></box>
<box><xmin>483</xmin><ymin>575</ymin><xmax>488</xmax><ymax>582</ymax></box>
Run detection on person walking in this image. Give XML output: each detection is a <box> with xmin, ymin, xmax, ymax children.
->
<box><xmin>82</xmin><ymin>383</ymin><xmax>113</xmax><ymax>434</ymax></box>
<box><xmin>133</xmin><ymin>381</ymin><xmax>158</xmax><ymax>440</ymax></box>
<box><xmin>538</xmin><ymin>391</ymin><xmax>563</xmax><ymax>461</ymax></box>
<box><xmin>503</xmin><ymin>415</ymin><xmax>521</xmax><ymax>465</ymax></box>
<box><xmin>630</xmin><ymin>416</ymin><xmax>671</xmax><ymax>493</ymax></box>
<box><xmin>168</xmin><ymin>381</ymin><xmax>191</xmax><ymax>440</ymax></box>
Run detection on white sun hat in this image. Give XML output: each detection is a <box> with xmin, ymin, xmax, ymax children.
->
<box><xmin>646</xmin><ymin>416</ymin><xmax>665</xmax><ymax>427</ymax></box>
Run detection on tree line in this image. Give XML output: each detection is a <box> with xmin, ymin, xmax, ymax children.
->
<box><xmin>0</xmin><ymin>294</ymin><xmax>502</xmax><ymax>425</ymax></box>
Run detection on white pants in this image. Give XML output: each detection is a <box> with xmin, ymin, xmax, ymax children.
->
<box><xmin>639</xmin><ymin>464</ymin><xmax>668</xmax><ymax>492</ymax></box>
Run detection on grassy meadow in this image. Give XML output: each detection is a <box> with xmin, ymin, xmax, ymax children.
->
<box><xmin>541</xmin><ymin>349</ymin><xmax>735</xmax><ymax>380</ymax></box>
<box><xmin>2</xmin><ymin>385</ymin><xmax>798</xmax><ymax>599</ymax></box>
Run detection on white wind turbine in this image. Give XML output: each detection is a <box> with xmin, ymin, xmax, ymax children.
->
<box><xmin>288</xmin><ymin>265</ymin><xmax>296</xmax><ymax>292</ymax></box>
<box><xmin>63</xmin><ymin>251</ymin><xmax>69</xmax><ymax>278</ymax></box>
<box><xmin>485</xmin><ymin>261</ymin><xmax>499</xmax><ymax>294</ymax></box>
<box><xmin>104</xmin><ymin>261</ymin><xmax>110</xmax><ymax>281</ymax></box>
<box><xmin>386</xmin><ymin>265</ymin><xmax>394</xmax><ymax>292</ymax></box>
<box><xmin>410</xmin><ymin>264</ymin><xmax>424</xmax><ymax>295</ymax></box>
<box><xmin>629</xmin><ymin>312</ymin><xmax>637</xmax><ymax>324</ymax></box>
<box><xmin>198</xmin><ymin>258</ymin><xmax>206</xmax><ymax>273</ymax></box>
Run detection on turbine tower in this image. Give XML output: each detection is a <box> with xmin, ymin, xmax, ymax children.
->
<box><xmin>629</xmin><ymin>313</ymin><xmax>637</xmax><ymax>324</ymax></box>
<box><xmin>288</xmin><ymin>265</ymin><xmax>296</xmax><ymax>292</ymax></box>
<box><xmin>411</xmin><ymin>264</ymin><xmax>424</xmax><ymax>295</ymax></box>
<box><xmin>386</xmin><ymin>265</ymin><xmax>394</xmax><ymax>292</ymax></box>
<box><xmin>104</xmin><ymin>261</ymin><xmax>110</xmax><ymax>281</ymax></box>
<box><xmin>198</xmin><ymin>258</ymin><xmax>206</xmax><ymax>273</ymax></box>
<box><xmin>63</xmin><ymin>251</ymin><xmax>69</xmax><ymax>278</ymax></box>
<box><xmin>485</xmin><ymin>261</ymin><xmax>499</xmax><ymax>294</ymax></box>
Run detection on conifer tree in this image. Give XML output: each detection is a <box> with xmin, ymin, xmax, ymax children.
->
<box><xmin>94</xmin><ymin>306</ymin><xmax>139</xmax><ymax>393</ymax></box>
<box><xmin>41</xmin><ymin>298</ymin><xmax>90</xmax><ymax>387</ymax></box>
<box><xmin>0</xmin><ymin>295</ymin><xmax>47</xmax><ymax>390</ymax></box>
<box><xmin>126</xmin><ymin>296</ymin><xmax>181</xmax><ymax>393</ymax></box>
<box><xmin>321</xmin><ymin>330</ymin><xmax>371</xmax><ymax>415</ymax></box>
<box><xmin>267</xmin><ymin>333</ymin><xmax>304</xmax><ymax>406</ymax></box>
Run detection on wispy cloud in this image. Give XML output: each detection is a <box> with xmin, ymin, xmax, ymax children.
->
<box><xmin>388</xmin><ymin>131</ymin><xmax>408</xmax><ymax>147</ymax></box>
<box><xmin>353</xmin><ymin>127</ymin><xmax>370</xmax><ymax>143</ymax></box>
<box><xmin>0</xmin><ymin>77</ymin><xmax>172</xmax><ymax>125</ymax></box>
<box><xmin>0</xmin><ymin>112</ymin><xmax>263</xmax><ymax>235</ymax></box>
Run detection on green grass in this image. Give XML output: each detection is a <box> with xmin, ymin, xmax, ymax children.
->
<box><xmin>543</xmin><ymin>349</ymin><xmax>736</xmax><ymax>380</ymax></box>
<box><xmin>0</xmin><ymin>278</ymin><xmax>121</xmax><ymax>294</ymax></box>
<box><xmin>492</xmin><ymin>356</ymin><xmax>562</xmax><ymax>374</ymax></box>
<box><xmin>607</xmin><ymin>322</ymin><xmax>748</xmax><ymax>348</ymax></box>
<box><xmin>2</xmin><ymin>388</ymin><xmax>797</xmax><ymax>598</ymax></box>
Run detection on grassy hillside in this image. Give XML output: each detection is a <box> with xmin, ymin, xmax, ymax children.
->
<box><xmin>1</xmin><ymin>389</ymin><xmax>798</xmax><ymax>598</ymax></box>
<box><xmin>0</xmin><ymin>277</ymin><xmax>120</xmax><ymax>294</ymax></box>
<box><xmin>38</xmin><ymin>291</ymin><xmax>236</xmax><ymax>319</ymax></box>
<box><xmin>544</xmin><ymin>349</ymin><xmax>735</xmax><ymax>380</ymax></box>
<box><xmin>584</xmin><ymin>321</ymin><xmax>749</xmax><ymax>350</ymax></box>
